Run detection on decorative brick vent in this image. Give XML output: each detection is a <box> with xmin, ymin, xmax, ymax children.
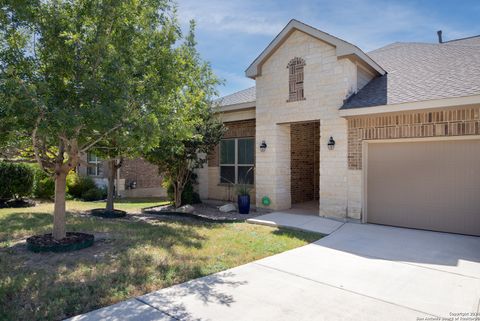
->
<box><xmin>287</xmin><ymin>57</ymin><xmax>306</xmax><ymax>102</ymax></box>
<box><xmin>347</xmin><ymin>106</ymin><xmax>480</xmax><ymax>169</ymax></box>
<box><xmin>291</xmin><ymin>122</ymin><xmax>319</xmax><ymax>203</ymax></box>
<box><xmin>208</xmin><ymin>119</ymin><xmax>256</xmax><ymax>167</ymax></box>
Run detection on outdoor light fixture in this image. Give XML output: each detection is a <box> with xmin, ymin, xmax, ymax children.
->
<box><xmin>260</xmin><ymin>140</ymin><xmax>267</xmax><ymax>152</ymax></box>
<box><xmin>327</xmin><ymin>136</ymin><xmax>336</xmax><ymax>150</ymax></box>
<box><xmin>129</xmin><ymin>181</ymin><xmax>137</xmax><ymax>189</ymax></box>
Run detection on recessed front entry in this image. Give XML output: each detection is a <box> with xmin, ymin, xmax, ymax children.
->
<box><xmin>290</xmin><ymin>122</ymin><xmax>320</xmax><ymax>208</ymax></box>
<box><xmin>366</xmin><ymin>138</ymin><xmax>480</xmax><ymax>236</ymax></box>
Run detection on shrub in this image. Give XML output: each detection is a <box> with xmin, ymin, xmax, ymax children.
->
<box><xmin>164</xmin><ymin>172</ymin><xmax>201</xmax><ymax>206</ymax></box>
<box><xmin>81</xmin><ymin>187</ymin><xmax>106</xmax><ymax>201</ymax></box>
<box><xmin>68</xmin><ymin>174</ymin><xmax>106</xmax><ymax>201</ymax></box>
<box><xmin>32</xmin><ymin>166</ymin><xmax>55</xmax><ymax>199</ymax></box>
<box><xmin>0</xmin><ymin>162</ymin><xmax>34</xmax><ymax>201</ymax></box>
<box><xmin>68</xmin><ymin>175</ymin><xmax>97</xmax><ymax>199</ymax></box>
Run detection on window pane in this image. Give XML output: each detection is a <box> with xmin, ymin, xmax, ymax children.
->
<box><xmin>220</xmin><ymin>166</ymin><xmax>235</xmax><ymax>184</ymax></box>
<box><xmin>238</xmin><ymin>138</ymin><xmax>254</xmax><ymax>164</ymax></box>
<box><xmin>87</xmin><ymin>166</ymin><xmax>96</xmax><ymax>176</ymax></box>
<box><xmin>238</xmin><ymin>166</ymin><xmax>254</xmax><ymax>184</ymax></box>
<box><xmin>87</xmin><ymin>153</ymin><xmax>95</xmax><ymax>162</ymax></box>
<box><xmin>96</xmin><ymin>163</ymin><xmax>103</xmax><ymax>176</ymax></box>
<box><xmin>220</xmin><ymin>140</ymin><xmax>235</xmax><ymax>164</ymax></box>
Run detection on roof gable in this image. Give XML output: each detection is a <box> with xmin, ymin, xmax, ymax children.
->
<box><xmin>245</xmin><ymin>19</ymin><xmax>386</xmax><ymax>79</ymax></box>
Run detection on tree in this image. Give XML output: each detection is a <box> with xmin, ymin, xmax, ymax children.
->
<box><xmin>90</xmin><ymin>121</ymin><xmax>160</xmax><ymax>212</ymax></box>
<box><xmin>0</xmin><ymin>0</ymin><xmax>181</xmax><ymax>240</ymax></box>
<box><xmin>146</xmin><ymin>23</ymin><xmax>225</xmax><ymax>208</ymax></box>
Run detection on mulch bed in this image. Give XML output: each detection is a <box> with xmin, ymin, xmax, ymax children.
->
<box><xmin>142</xmin><ymin>203</ymin><xmax>264</xmax><ymax>222</ymax></box>
<box><xmin>90</xmin><ymin>208</ymin><xmax>127</xmax><ymax>219</ymax></box>
<box><xmin>0</xmin><ymin>199</ymin><xmax>36</xmax><ymax>208</ymax></box>
<box><xmin>26</xmin><ymin>232</ymin><xmax>94</xmax><ymax>253</ymax></box>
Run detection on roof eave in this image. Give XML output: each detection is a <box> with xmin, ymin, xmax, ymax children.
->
<box><xmin>339</xmin><ymin>94</ymin><xmax>480</xmax><ymax>117</ymax></box>
<box><xmin>245</xmin><ymin>19</ymin><xmax>386</xmax><ymax>79</ymax></box>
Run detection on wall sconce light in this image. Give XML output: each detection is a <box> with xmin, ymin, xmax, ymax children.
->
<box><xmin>327</xmin><ymin>136</ymin><xmax>336</xmax><ymax>150</ymax></box>
<box><xmin>260</xmin><ymin>140</ymin><xmax>267</xmax><ymax>152</ymax></box>
<box><xmin>129</xmin><ymin>181</ymin><xmax>137</xmax><ymax>189</ymax></box>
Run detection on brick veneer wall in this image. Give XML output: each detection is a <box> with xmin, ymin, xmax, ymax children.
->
<box><xmin>348</xmin><ymin>105</ymin><xmax>480</xmax><ymax>169</ymax></box>
<box><xmin>208</xmin><ymin>119</ymin><xmax>256</xmax><ymax>167</ymax></box>
<box><xmin>290</xmin><ymin>122</ymin><xmax>319</xmax><ymax>203</ymax></box>
<box><xmin>120</xmin><ymin>158</ymin><xmax>162</xmax><ymax>189</ymax></box>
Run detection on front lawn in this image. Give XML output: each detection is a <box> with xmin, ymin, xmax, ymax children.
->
<box><xmin>0</xmin><ymin>200</ymin><xmax>321</xmax><ymax>321</ymax></box>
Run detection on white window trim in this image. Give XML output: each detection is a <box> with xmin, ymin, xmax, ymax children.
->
<box><xmin>87</xmin><ymin>153</ymin><xmax>103</xmax><ymax>177</ymax></box>
<box><xmin>219</xmin><ymin>138</ymin><xmax>254</xmax><ymax>184</ymax></box>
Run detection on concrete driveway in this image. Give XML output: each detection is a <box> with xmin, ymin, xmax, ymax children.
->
<box><xmin>70</xmin><ymin>223</ymin><xmax>480</xmax><ymax>321</ymax></box>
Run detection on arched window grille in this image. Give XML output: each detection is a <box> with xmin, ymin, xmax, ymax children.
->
<box><xmin>287</xmin><ymin>57</ymin><xmax>306</xmax><ymax>102</ymax></box>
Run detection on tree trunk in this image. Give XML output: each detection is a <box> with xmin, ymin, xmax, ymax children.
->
<box><xmin>174</xmin><ymin>182</ymin><xmax>183</xmax><ymax>208</ymax></box>
<box><xmin>106</xmin><ymin>159</ymin><xmax>116</xmax><ymax>211</ymax></box>
<box><xmin>53</xmin><ymin>171</ymin><xmax>67</xmax><ymax>240</ymax></box>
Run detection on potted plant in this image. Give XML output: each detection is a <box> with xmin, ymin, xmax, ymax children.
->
<box><xmin>235</xmin><ymin>167</ymin><xmax>254</xmax><ymax>214</ymax></box>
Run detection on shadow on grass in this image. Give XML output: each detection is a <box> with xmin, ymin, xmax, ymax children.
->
<box><xmin>272</xmin><ymin>227</ymin><xmax>323</xmax><ymax>243</ymax></box>
<box><xmin>114</xmin><ymin>198</ymin><xmax>170</xmax><ymax>204</ymax></box>
<box><xmin>0</xmin><ymin>248</ymin><xmax>217</xmax><ymax>321</ymax></box>
<box><xmin>0</xmin><ymin>212</ymin><xmax>52</xmax><ymax>242</ymax></box>
<box><xmin>0</xmin><ymin>214</ymin><xmax>215</xmax><ymax>321</ymax></box>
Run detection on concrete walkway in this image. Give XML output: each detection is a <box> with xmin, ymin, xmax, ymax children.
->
<box><xmin>246</xmin><ymin>212</ymin><xmax>344</xmax><ymax>235</ymax></box>
<box><xmin>67</xmin><ymin>223</ymin><xmax>480</xmax><ymax>321</ymax></box>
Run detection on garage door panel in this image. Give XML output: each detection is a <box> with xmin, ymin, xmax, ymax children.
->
<box><xmin>367</xmin><ymin>139</ymin><xmax>480</xmax><ymax>236</ymax></box>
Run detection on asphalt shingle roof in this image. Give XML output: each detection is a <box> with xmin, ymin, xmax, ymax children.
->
<box><xmin>216</xmin><ymin>86</ymin><xmax>255</xmax><ymax>107</ymax></box>
<box><xmin>342</xmin><ymin>36</ymin><xmax>480</xmax><ymax>109</ymax></box>
<box><xmin>217</xmin><ymin>35</ymin><xmax>480</xmax><ymax>109</ymax></box>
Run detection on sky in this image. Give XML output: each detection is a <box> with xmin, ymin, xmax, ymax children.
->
<box><xmin>175</xmin><ymin>0</ymin><xmax>480</xmax><ymax>98</ymax></box>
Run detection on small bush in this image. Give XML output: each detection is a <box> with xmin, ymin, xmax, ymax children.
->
<box><xmin>81</xmin><ymin>187</ymin><xmax>106</xmax><ymax>201</ymax></box>
<box><xmin>164</xmin><ymin>172</ymin><xmax>201</xmax><ymax>206</ymax></box>
<box><xmin>32</xmin><ymin>166</ymin><xmax>55</xmax><ymax>199</ymax></box>
<box><xmin>68</xmin><ymin>174</ymin><xmax>106</xmax><ymax>201</ymax></box>
<box><xmin>68</xmin><ymin>175</ymin><xmax>97</xmax><ymax>199</ymax></box>
<box><xmin>0</xmin><ymin>162</ymin><xmax>34</xmax><ymax>201</ymax></box>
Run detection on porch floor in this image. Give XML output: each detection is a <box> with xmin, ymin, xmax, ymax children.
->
<box><xmin>288</xmin><ymin>200</ymin><xmax>319</xmax><ymax>215</ymax></box>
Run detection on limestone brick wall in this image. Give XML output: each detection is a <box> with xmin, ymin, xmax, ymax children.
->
<box><xmin>255</xmin><ymin>29</ymin><xmax>357</xmax><ymax>217</ymax></box>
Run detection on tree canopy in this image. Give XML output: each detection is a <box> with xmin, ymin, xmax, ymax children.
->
<box><xmin>146</xmin><ymin>22</ymin><xmax>225</xmax><ymax>208</ymax></box>
<box><xmin>0</xmin><ymin>0</ymin><xmax>212</xmax><ymax>239</ymax></box>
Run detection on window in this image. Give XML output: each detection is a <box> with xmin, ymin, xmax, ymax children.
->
<box><xmin>87</xmin><ymin>153</ymin><xmax>103</xmax><ymax>176</ymax></box>
<box><xmin>287</xmin><ymin>57</ymin><xmax>306</xmax><ymax>102</ymax></box>
<box><xmin>220</xmin><ymin>138</ymin><xmax>254</xmax><ymax>184</ymax></box>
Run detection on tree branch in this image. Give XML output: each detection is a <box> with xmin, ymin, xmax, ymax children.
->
<box><xmin>80</xmin><ymin>124</ymin><xmax>122</xmax><ymax>152</ymax></box>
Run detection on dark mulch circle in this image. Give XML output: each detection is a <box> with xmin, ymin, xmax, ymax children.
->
<box><xmin>89</xmin><ymin>208</ymin><xmax>127</xmax><ymax>219</ymax></box>
<box><xmin>26</xmin><ymin>232</ymin><xmax>94</xmax><ymax>253</ymax></box>
<box><xmin>0</xmin><ymin>199</ymin><xmax>36</xmax><ymax>208</ymax></box>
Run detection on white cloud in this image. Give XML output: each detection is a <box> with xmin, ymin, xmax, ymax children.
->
<box><xmin>176</xmin><ymin>0</ymin><xmax>285</xmax><ymax>36</ymax></box>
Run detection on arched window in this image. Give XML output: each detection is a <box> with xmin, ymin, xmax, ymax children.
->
<box><xmin>287</xmin><ymin>57</ymin><xmax>306</xmax><ymax>102</ymax></box>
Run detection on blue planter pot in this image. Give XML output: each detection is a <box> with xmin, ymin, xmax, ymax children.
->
<box><xmin>238</xmin><ymin>195</ymin><xmax>250</xmax><ymax>214</ymax></box>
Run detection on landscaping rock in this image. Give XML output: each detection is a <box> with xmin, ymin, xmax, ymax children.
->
<box><xmin>177</xmin><ymin>204</ymin><xmax>195</xmax><ymax>213</ymax></box>
<box><xmin>219</xmin><ymin>203</ymin><xmax>236</xmax><ymax>213</ymax></box>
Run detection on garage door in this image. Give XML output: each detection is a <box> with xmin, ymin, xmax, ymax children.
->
<box><xmin>366</xmin><ymin>139</ymin><xmax>480</xmax><ymax>236</ymax></box>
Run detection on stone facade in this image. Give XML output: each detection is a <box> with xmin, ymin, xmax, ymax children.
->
<box><xmin>255</xmin><ymin>29</ymin><xmax>364</xmax><ymax>217</ymax></box>
<box><xmin>290</xmin><ymin>122</ymin><xmax>319</xmax><ymax>203</ymax></box>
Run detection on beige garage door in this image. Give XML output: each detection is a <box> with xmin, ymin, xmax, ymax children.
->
<box><xmin>366</xmin><ymin>139</ymin><xmax>480</xmax><ymax>236</ymax></box>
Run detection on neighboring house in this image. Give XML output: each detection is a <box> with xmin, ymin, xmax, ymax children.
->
<box><xmin>196</xmin><ymin>19</ymin><xmax>480</xmax><ymax>236</ymax></box>
<box><xmin>77</xmin><ymin>153</ymin><xmax>167</xmax><ymax>198</ymax></box>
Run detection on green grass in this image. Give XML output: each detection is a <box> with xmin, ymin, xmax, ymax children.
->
<box><xmin>0</xmin><ymin>200</ymin><xmax>321</xmax><ymax>321</ymax></box>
